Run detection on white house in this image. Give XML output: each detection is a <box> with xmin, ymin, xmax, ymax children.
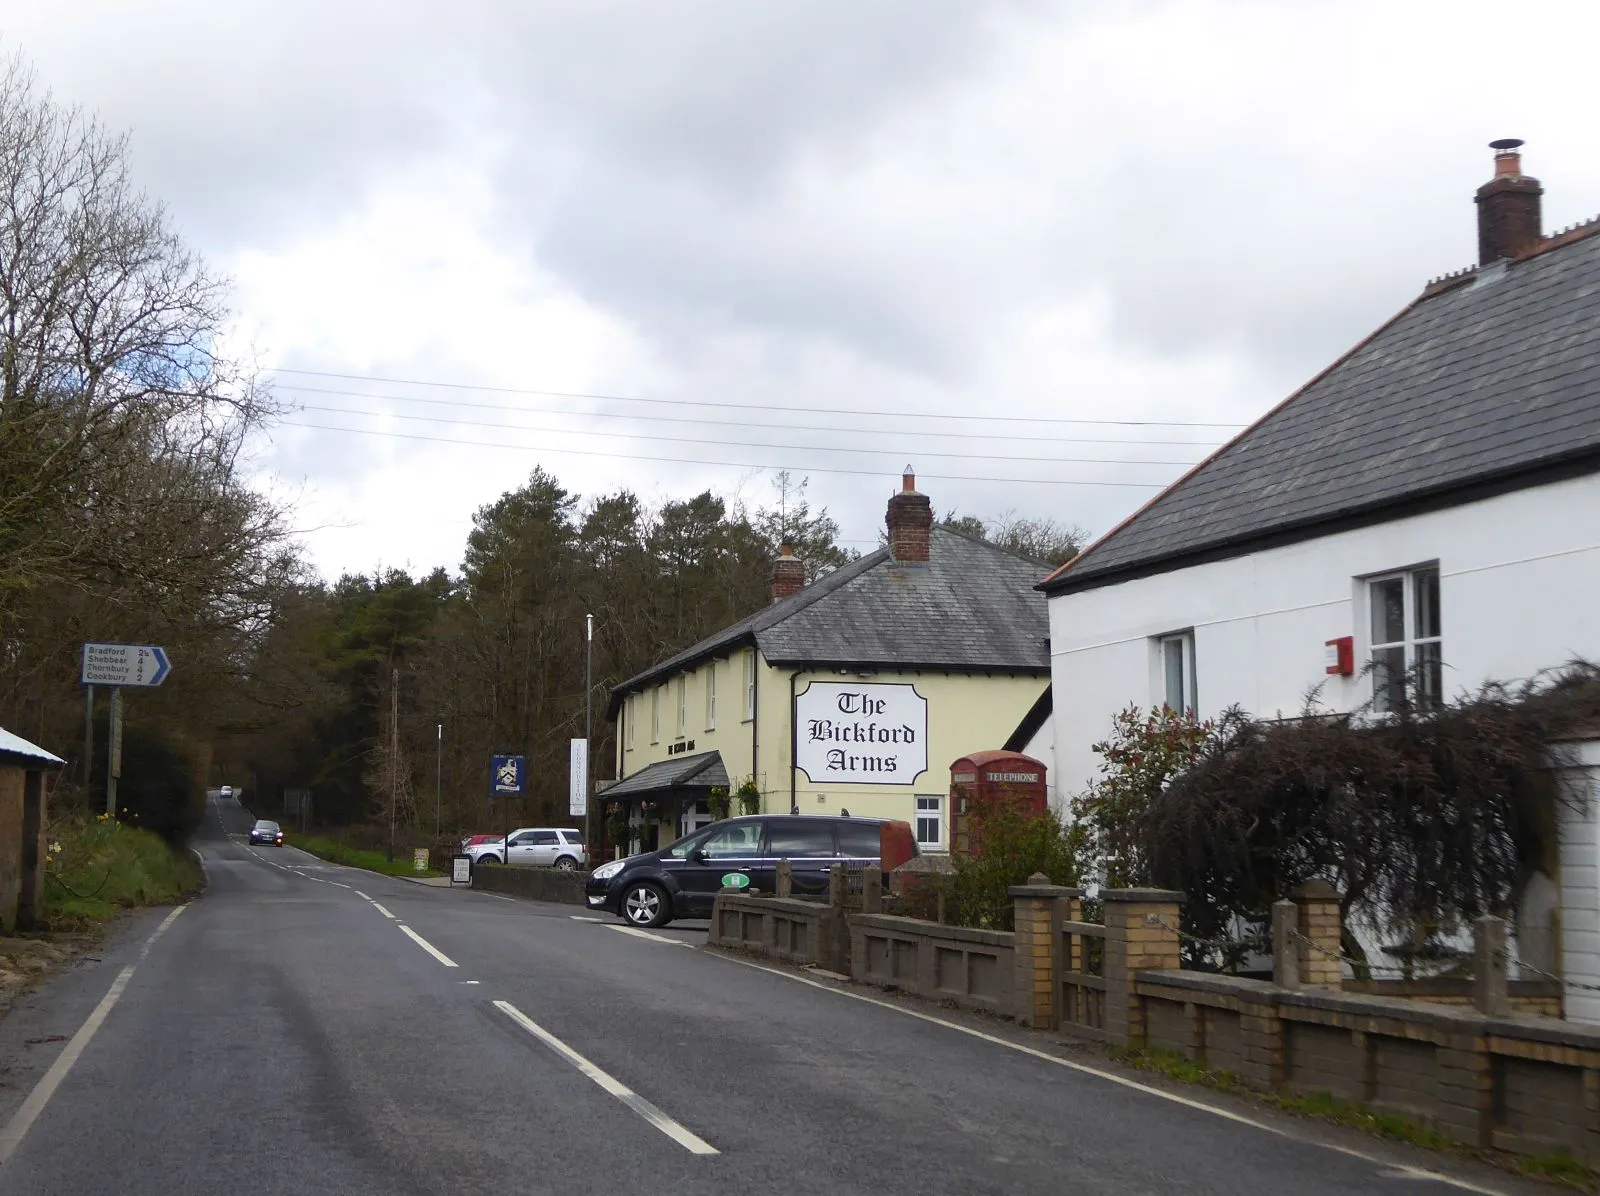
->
<box><xmin>1038</xmin><ymin>141</ymin><xmax>1600</xmax><ymax>1021</ymax></box>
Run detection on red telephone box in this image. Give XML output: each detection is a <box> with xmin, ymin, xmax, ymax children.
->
<box><xmin>949</xmin><ymin>749</ymin><xmax>1049</xmax><ymax>857</ymax></box>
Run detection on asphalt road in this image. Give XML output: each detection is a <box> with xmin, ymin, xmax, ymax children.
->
<box><xmin>0</xmin><ymin>799</ymin><xmax>1552</xmax><ymax>1195</ymax></box>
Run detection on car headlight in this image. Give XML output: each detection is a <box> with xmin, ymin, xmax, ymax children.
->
<box><xmin>591</xmin><ymin>859</ymin><xmax>626</xmax><ymax>881</ymax></box>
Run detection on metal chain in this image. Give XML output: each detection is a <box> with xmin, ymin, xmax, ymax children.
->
<box><xmin>1497</xmin><ymin>948</ymin><xmax>1600</xmax><ymax>996</ymax></box>
<box><xmin>1145</xmin><ymin>914</ymin><xmax>1270</xmax><ymax>955</ymax></box>
<box><xmin>1288</xmin><ymin>928</ymin><xmax>1410</xmax><ymax>976</ymax></box>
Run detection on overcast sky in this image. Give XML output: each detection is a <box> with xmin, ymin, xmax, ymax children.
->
<box><xmin>7</xmin><ymin>1</ymin><xmax>1600</xmax><ymax>581</ymax></box>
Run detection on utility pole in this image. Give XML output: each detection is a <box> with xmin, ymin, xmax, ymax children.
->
<box><xmin>585</xmin><ymin>614</ymin><xmax>597</xmax><ymax>860</ymax></box>
<box><xmin>435</xmin><ymin>722</ymin><xmax>443</xmax><ymax>840</ymax></box>
<box><xmin>388</xmin><ymin>667</ymin><xmax>399</xmax><ymax>862</ymax></box>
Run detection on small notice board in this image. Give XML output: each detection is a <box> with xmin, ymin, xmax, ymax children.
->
<box><xmin>451</xmin><ymin>855</ymin><xmax>472</xmax><ymax>886</ymax></box>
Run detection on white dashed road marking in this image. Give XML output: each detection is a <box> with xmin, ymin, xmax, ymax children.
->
<box><xmin>399</xmin><ymin>925</ymin><xmax>458</xmax><ymax>968</ymax></box>
<box><xmin>494</xmin><ymin>1000</ymin><xmax>717</xmax><ymax>1156</ymax></box>
<box><xmin>608</xmin><ymin>925</ymin><xmax>690</xmax><ymax>947</ymax></box>
<box><xmin>371</xmin><ymin>902</ymin><xmax>397</xmax><ymax>920</ymax></box>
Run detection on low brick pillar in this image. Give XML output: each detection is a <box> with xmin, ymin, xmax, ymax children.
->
<box><xmin>1292</xmin><ymin>880</ymin><xmax>1343</xmax><ymax>990</ymax></box>
<box><xmin>1009</xmin><ymin>874</ymin><xmax>1081</xmax><ymax>1029</ymax></box>
<box><xmin>1103</xmin><ymin>889</ymin><xmax>1184</xmax><ymax>1048</ymax></box>
<box><xmin>1235</xmin><ymin>987</ymin><xmax>1286</xmax><ymax>1092</ymax></box>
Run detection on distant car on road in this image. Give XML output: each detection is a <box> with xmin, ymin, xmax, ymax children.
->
<box><xmin>248</xmin><ymin>819</ymin><xmax>284</xmax><ymax>846</ymax></box>
<box><xmin>219</xmin><ymin>785</ymin><xmax>233</xmax><ymax>798</ymax></box>
<box><xmin>585</xmin><ymin>814</ymin><xmax>917</xmax><ymax>928</ymax></box>
<box><xmin>467</xmin><ymin>828</ymin><xmax>588</xmax><ymax>870</ymax></box>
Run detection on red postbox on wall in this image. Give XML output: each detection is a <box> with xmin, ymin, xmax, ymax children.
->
<box><xmin>948</xmin><ymin>749</ymin><xmax>1049</xmax><ymax>856</ymax></box>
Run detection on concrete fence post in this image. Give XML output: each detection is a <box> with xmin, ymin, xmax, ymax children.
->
<box><xmin>862</xmin><ymin>865</ymin><xmax>883</xmax><ymax>914</ymax></box>
<box><xmin>829</xmin><ymin>863</ymin><xmax>844</xmax><ymax>908</ymax></box>
<box><xmin>1008</xmin><ymin>874</ymin><xmax>1081</xmax><ymax>1029</ymax></box>
<box><xmin>1473</xmin><ymin>915</ymin><xmax>1510</xmax><ymax>1017</ymax></box>
<box><xmin>1291</xmin><ymin>880</ymin><xmax>1344</xmax><ymax>990</ymax></box>
<box><xmin>775</xmin><ymin>858</ymin><xmax>793</xmax><ymax>898</ymax></box>
<box><xmin>1271</xmin><ymin>899</ymin><xmax>1300</xmax><ymax>991</ymax></box>
<box><xmin>1102</xmin><ymin>888</ymin><xmax>1184</xmax><ymax>1048</ymax></box>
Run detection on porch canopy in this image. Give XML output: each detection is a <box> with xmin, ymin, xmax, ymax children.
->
<box><xmin>600</xmin><ymin>751</ymin><xmax>729</xmax><ymax>853</ymax></box>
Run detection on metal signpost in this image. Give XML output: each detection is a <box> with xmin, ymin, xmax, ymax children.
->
<box><xmin>81</xmin><ymin>643</ymin><xmax>171</xmax><ymax>816</ymax></box>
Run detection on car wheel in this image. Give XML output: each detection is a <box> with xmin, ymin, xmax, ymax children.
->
<box><xmin>554</xmin><ymin>856</ymin><xmax>577</xmax><ymax>871</ymax></box>
<box><xmin>621</xmin><ymin>882</ymin><xmax>671</xmax><ymax>928</ymax></box>
<box><xmin>477</xmin><ymin>854</ymin><xmax>500</xmax><ymax>866</ymax></box>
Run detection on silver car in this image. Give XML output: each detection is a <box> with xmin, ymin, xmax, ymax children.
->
<box><xmin>470</xmin><ymin>827</ymin><xmax>588</xmax><ymax>870</ymax></box>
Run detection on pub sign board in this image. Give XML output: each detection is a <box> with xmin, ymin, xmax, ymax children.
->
<box><xmin>794</xmin><ymin>681</ymin><xmax>928</xmax><ymax>786</ymax></box>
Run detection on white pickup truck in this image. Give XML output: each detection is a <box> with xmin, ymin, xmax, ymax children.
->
<box><xmin>465</xmin><ymin>827</ymin><xmax>589</xmax><ymax>870</ymax></box>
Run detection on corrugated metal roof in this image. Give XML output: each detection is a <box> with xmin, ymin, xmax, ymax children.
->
<box><xmin>0</xmin><ymin>727</ymin><xmax>64</xmax><ymax>766</ymax></box>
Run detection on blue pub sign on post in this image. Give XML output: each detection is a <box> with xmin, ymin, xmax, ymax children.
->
<box><xmin>491</xmin><ymin>755</ymin><xmax>526</xmax><ymax>796</ymax></box>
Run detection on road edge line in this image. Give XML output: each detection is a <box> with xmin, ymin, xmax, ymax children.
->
<box><xmin>707</xmin><ymin>952</ymin><xmax>1509</xmax><ymax>1196</ymax></box>
<box><xmin>0</xmin><ymin>905</ymin><xmax>188</xmax><ymax>1166</ymax></box>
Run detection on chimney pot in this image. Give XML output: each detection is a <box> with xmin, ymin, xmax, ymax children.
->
<box><xmin>1476</xmin><ymin>138</ymin><xmax>1543</xmax><ymax>266</ymax></box>
<box><xmin>771</xmin><ymin>542</ymin><xmax>805</xmax><ymax>603</ymax></box>
<box><xmin>885</xmin><ymin>467</ymin><xmax>933</xmax><ymax>564</ymax></box>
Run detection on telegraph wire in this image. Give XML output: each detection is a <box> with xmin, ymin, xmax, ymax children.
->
<box><xmin>289</xmin><ymin>404</ymin><xmax>1203</xmax><ymax>468</ymax></box>
<box><xmin>267</xmin><ymin>367</ymin><xmax>1245</xmax><ymax>429</ymax></box>
<box><xmin>280</xmin><ymin>421</ymin><xmax>1174</xmax><ymax>488</ymax></box>
<box><xmin>273</xmin><ymin>383</ymin><xmax>1226</xmax><ymax>449</ymax></box>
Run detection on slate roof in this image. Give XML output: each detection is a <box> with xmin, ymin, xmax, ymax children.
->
<box><xmin>609</xmin><ymin>528</ymin><xmax>1050</xmax><ymax>714</ymax></box>
<box><xmin>0</xmin><ymin>727</ymin><xmax>63</xmax><ymax>767</ymax></box>
<box><xmin>1042</xmin><ymin>222</ymin><xmax>1600</xmax><ymax>595</ymax></box>
<box><xmin>598</xmin><ymin>751</ymin><xmax>728</xmax><ymax>797</ymax></box>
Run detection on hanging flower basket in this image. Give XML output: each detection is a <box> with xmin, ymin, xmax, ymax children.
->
<box><xmin>708</xmin><ymin>786</ymin><xmax>731</xmax><ymax>820</ymax></box>
<box><xmin>735</xmin><ymin>780</ymin><xmax>762</xmax><ymax>816</ymax></box>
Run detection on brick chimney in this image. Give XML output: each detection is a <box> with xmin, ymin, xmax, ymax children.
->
<box><xmin>1476</xmin><ymin>138</ymin><xmax>1543</xmax><ymax>266</ymax></box>
<box><xmin>885</xmin><ymin>467</ymin><xmax>932</xmax><ymax>564</ymax></box>
<box><xmin>771</xmin><ymin>542</ymin><xmax>805</xmax><ymax>603</ymax></box>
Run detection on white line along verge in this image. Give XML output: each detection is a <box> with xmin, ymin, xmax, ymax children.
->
<box><xmin>494</xmin><ymin>1001</ymin><xmax>718</xmax><ymax>1157</ymax></box>
<box><xmin>568</xmin><ymin>915</ymin><xmax>607</xmax><ymax>922</ymax></box>
<box><xmin>398</xmin><ymin>924</ymin><xmax>458</xmax><ymax>968</ymax></box>
<box><xmin>0</xmin><ymin>905</ymin><xmax>188</xmax><ymax>1166</ymax></box>
<box><xmin>371</xmin><ymin>902</ymin><xmax>397</xmax><ymax>920</ymax></box>
<box><xmin>608</xmin><ymin>925</ymin><xmax>690</xmax><ymax>947</ymax></box>
<box><xmin>710</xmin><ymin>955</ymin><xmax>1509</xmax><ymax>1196</ymax></box>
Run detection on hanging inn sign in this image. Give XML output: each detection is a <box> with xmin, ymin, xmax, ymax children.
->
<box><xmin>795</xmin><ymin>682</ymin><xmax>928</xmax><ymax>786</ymax></box>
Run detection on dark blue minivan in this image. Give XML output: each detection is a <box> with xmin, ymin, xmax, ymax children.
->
<box><xmin>583</xmin><ymin>814</ymin><xmax>914</xmax><ymax>927</ymax></box>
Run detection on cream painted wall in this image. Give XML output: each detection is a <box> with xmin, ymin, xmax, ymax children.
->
<box><xmin>615</xmin><ymin>650</ymin><xmax>1047</xmax><ymax>850</ymax></box>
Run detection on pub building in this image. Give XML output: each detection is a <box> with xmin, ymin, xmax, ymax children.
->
<box><xmin>600</xmin><ymin>470</ymin><xmax>1051</xmax><ymax>858</ymax></box>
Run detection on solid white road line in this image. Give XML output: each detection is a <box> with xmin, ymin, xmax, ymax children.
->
<box><xmin>494</xmin><ymin>1001</ymin><xmax>717</xmax><ymax>1156</ymax></box>
<box><xmin>710</xmin><ymin>954</ymin><xmax>1508</xmax><ymax>1196</ymax></box>
<box><xmin>398</xmin><ymin>924</ymin><xmax>458</xmax><ymax>968</ymax></box>
<box><xmin>608</xmin><ymin>925</ymin><xmax>689</xmax><ymax>947</ymax></box>
<box><xmin>568</xmin><ymin>915</ymin><xmax>607</xmax><ymax>922</ymax></box>
<box><xmin>0</xmin><ymin>905</ymin><xmax>188</xmax><ymax>1166</ymax></box>
<box><xmin>371</xmin><ymin>902</ymin><xmax>397</xmax><ymax>919</ymax></box>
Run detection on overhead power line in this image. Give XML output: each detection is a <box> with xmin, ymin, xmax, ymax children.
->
<box><xmin>290</xmin><ymin>404</ymin><xmax>1202</xmax><ymax>468</ymax></box>
<box><xmin>273</xmin><ymin>383</ymin><xmax>1226</xmax><ymax>448</ymax></box>
<box><xmin>280</xmin><ymin>421</ymin><xmax>1173</xmax><ymax>488</ymax></box>
<box><xmin>266</xmin><ymin>367</ymin><xmax>1245</xmax><ymax>429</ymax></box>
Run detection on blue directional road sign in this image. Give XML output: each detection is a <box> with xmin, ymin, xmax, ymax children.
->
<box><xmin>490</xmin><ymin>754</ymin><xmax>526</xmax><ymax>796</ymax></box>
<box><xmin>81</xmin><ymin>643</ymin><xmax>171</xmax><ymax>687</ymax></box>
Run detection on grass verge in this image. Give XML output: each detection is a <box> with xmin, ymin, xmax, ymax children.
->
<box><xmin>43</xmin><ymin>813</ymin><xmax>201</xmax><ymax>930</ymax></box>
<box><xmin>290</xmin><ymin>834</ymin><xmax>442</xmax><ymax>878</ymax></box>
<box><xmin>1115</xmin><ymin>1047</ymin><xmax>1600</xmax><ymax>1190</ymax></box>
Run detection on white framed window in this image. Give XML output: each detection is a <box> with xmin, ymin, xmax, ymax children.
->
<box><xmin>706</xmin><ymin>664</ymin><xmax>717</xmax><ymax>731</ymax></box>
<box><xmin>1369</xmin><ymin>565</ymin><xmax>1441</xmax><ymax>711</ymax></box>
<box><xmin>650</xmin><ymin>687</ymin><xmax>660</xmax><ymax>743</ymax></box>
<box><xmin>626</xmin><ymin>695</ymin><xmax>635</xmax><ymax>751</ymax></box>
<box><xmin>676</xmin><ymin>674</ymin><xmax>687</xmax><ymax>737</ymax></box>
<box><xmin>742</xmin><ymin>651</ymin><xmax>756</xmax><ymax>722</ymax></box>
<box><xmin>1156</xmin><ymin>631</ymin><xmax>1196</xmax><ymax>714</ymax></box>
<box><xmin>915</xmin><ymin>795</ymin><xmax>944</xmax><ymax>850</ymax></box>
